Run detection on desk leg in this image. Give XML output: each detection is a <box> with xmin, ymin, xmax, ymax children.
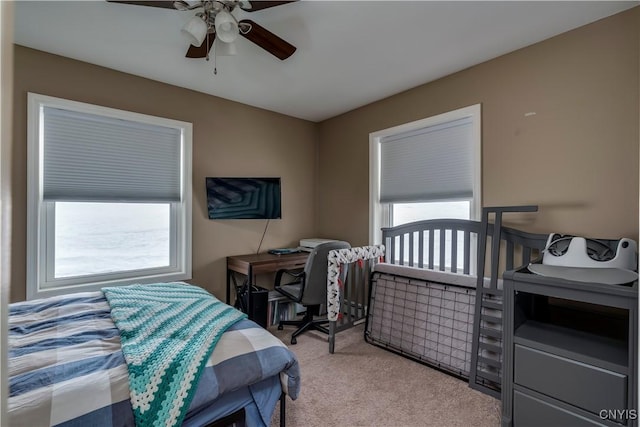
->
<box><xmin>226</xmin><ymin>267</ymin><xmax>232</xmax><ymax>305</ymax></box>
<box><xmin>246</xmin><ymin>265</ymin><xmax>253</xmax><ymax>322</ymax></box>
<box><xmin>329</xmin><ymin>321</ymin><xmax>336</xmax><ymax>354</ymax></box>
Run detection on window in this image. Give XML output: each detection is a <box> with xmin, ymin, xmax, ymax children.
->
<box><xmin>369</xmin><ymin>105</ymin><xmax>481</xmax><ymax>268</ymax></box>
<box><xmin>27</xmin><ymin>93</ymin><xmax>192</xmax><ymax>299</ymax></box>
<box><xmin>391</xmin><ymin>200</ymin><xmax>471</xmax><ymax>227</ymax></box>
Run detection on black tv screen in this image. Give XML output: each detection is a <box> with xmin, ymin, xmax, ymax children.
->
<box><xmin>206</xmin><ymin>177</ymin><xmax>282</xmax><ymax>219</ymax></box>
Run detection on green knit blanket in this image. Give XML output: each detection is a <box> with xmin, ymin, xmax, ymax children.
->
<box><xmin>102</xmin><ymin>282</ymin><xmax>246</xmax><ymax>427</ymax></box>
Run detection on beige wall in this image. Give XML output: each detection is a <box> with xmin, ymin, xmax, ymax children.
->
<box><xmin>318</xmin><ymin>7</ymin><xmax>640</xmax><ymax>246</ymax></box>
<box><xmin>11</xmin><ymin>46</ymin><xmax>319</xmax><ymax>302</ymax></box>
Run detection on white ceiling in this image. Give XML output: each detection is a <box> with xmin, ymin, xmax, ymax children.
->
<box><xmin>14</xmin><ymin>1</ymin><xmax>639</xmax><ymax>122</ymax></box>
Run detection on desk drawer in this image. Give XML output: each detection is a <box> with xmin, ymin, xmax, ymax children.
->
<box><xmin>514</xmin><ymin>390</ymin><xmax>606</xmax><ymax>427</ymax></box>
<box><xmin>514</xmin><ymin>345</ymin><xmax>626</xmax><ymax>414</ymax></box>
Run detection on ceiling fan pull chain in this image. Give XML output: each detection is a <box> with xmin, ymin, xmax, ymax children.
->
<box><xmin>205</xmin><ymin>32</ymin><xmax>211</xmax><ymax>61</ymax></box>
<box><xmin>213</xmin><ymin>40</ymin><xmax>218</xmax><ymax>75</ymax></box>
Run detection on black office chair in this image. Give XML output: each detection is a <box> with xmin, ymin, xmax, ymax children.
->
<box><xmin>274</xmin><ymin>241</ymin><xmax>351</xmax><ymax>344</ymax></box>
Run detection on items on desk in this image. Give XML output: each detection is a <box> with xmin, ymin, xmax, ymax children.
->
<box><xmin>298</xmin><ymin>238</ymin><xmax>340</xmax><ymax>252</ymax></box>
<box><xmin>268</xmin><ymin>248</ymin><xmax>301</xmax><ymax>255</ymax></box>
<box><xmin>266</xmin><ymin>239</ymin><xmax>343</xmax><ymax>255</ymax></box>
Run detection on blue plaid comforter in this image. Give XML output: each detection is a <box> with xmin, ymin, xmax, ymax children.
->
<box><xmin>8</xmin><ymin>291</ymin><xmax>300</xmax><ymax>427</ymax></box>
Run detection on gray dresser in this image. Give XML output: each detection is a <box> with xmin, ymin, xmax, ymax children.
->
<box><xmin>502</xmin><ymin>266</ymin><xmax>638</xmax><ymax>427</ymax></box>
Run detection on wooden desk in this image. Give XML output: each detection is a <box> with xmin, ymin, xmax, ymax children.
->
<box><xmin>226</xmin><ymin>252</ymin><xmax>309</xmax><ymax>321</ymax></box>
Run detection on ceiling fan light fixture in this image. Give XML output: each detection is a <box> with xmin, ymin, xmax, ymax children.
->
<box><xmin>181</xmin><ymin>15</ymin><xmax>208</xmax><ymax>46</ymax></box>
<box><xmin>215</xmin><ymin>10</ymin><xmax>239</xmax><ymax>43</ymax></box>
<box><xmin>215</xmin><ymin>39</ymin><xmax>237</xmax><ymax>56</ymax></box>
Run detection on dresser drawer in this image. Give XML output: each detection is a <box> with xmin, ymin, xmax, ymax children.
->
<box><xmin>514</xmin><ymin>345</ymin><xmax>627</xmax><ymax>414</ymax></box>
<box><xmin>514</xmin><ymin>390</ymin><xmax>607</xmax><ymax>427</ymax></box>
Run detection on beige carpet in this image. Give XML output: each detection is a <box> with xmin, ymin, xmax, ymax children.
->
<box><xmin>269</xmin><ymin>324</ymin><xmax>501</xmax><ymax>427</ymax></box>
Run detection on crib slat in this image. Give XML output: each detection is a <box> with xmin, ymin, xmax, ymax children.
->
<box><xmin>480</xmin><ymin>327</ymin><xmax>501</xmax><ymax>339</ymax></box>
<box><xmin>390</xmin><ymin>237</ymin><xmax>396</xmax><ymax>264</ymax></box>
<box><xmin>479</xmin><ymin>342</ymin><xmax>502</xmax><ymax>354</ymax></box>
<box><xmin>489</xmin><ymin>212</ymin><xmax>503</xmax><ymax>289</ymax></box>
<box><xmin>428</xmin><ymin>231</ymin><xmax>434</xmax><ymax>269</ymax></box>
<box><xmin>506</xmin><ymin>241</ymin><xmax>514</xmax><ymax>271</ymax></box>
<box><xmin>384</xmin><ymin>237</ymin><xmax>390</xmax><ymax>263</ymax></box>
<box><xmin>451</xmin><ymin>230</ymin><xmax>458</xmax><ymax>273</ymax></box>
<box><xmin>478</xmin><ymin>356</ymin><xmax>502</xmax><ymax>369</ymax></box>
<box><xmin>408</xmin><ymin>232</ymin><xmax>414</xmax><ymax>267</ymax></box>
<box><xmin>418</xmin><ymin>231</ymin><xmax>424</xmax><ymax>269</ymax></box>
<box><xmin>439</xmin><ymin>229</ymin><xmax>446</xmax><ymax>271</ymax></box>
<box><xmin>481</xmin><ymin>314</ymin><xmax>502</xmax><ymax>324</ymax></box>
<box><xmin>359</xmin><ymin>261</ymin><xmax>368</xmax><ymax>318</ymax></box>
<box><xmin>356</xmin><ymin>261</ymin><xmax>362</xmax><ymax>319</ymax></box>
<box><xmin>483</xmin><ymin>300</ymin><xmax>502</xmax><ymax>310</ymax></box>
<box><xmin>343</xmin><ymin>265</ymin><xmax>351</xmax><ymax>325</ymax></box>
<box><xmin>351</xmin><ymin>265</ymin><xmax>358</xmax><ymax>325</ymax></box>
<box><xmin>522</xmin><ymin>247</ymin><xmax>532</xmax><ymax>265</ymax></box>
<box><xmin>463</xmin><ymin>231</ymin><xmax>471</xmax><ymax>275</ymax></box>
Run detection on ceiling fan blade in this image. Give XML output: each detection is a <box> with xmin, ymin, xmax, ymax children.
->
<box><xmin>106</xmin><ymin>0</ymin><xmax>178</xmax><ymax>9</ymax></box>
<box><xmin>186</xmin><ymin>34</ymin><xmax>215</xmax><ymax>58</ymax></box>
<box><xmin>240</xmin><ymin>1</ymin><xmax>296</xmax><ymax>12</ymax></box>
<box><xmin>239</xmin><ymin>20</ymin><xmax>296</xmax><ymax>60</ymax></box>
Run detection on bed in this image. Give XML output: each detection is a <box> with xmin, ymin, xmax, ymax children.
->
<box><xmin>8</xmin><ymin>283</ymin><xmax>300</xmax><ymax>427</ymax></box>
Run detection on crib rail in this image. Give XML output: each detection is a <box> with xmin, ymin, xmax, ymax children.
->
<box><xmin>381</xmin><ymin>219</ymin><xmax>549</xmax><ymax>276</ymax></box>
<box><xmin>327</xmin><ymin>245</ymin><xmax>385</xmax><ymax>354</ymax></box>
<box><xmin>382</xmin><ymin>219</ymin><xmax>480</xmax><ymax>274</ymax></box>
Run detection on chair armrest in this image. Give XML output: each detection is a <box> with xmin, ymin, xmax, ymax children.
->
<box><xmin>274</xmin><ymin>269</ymin><xmax>305</xmax><ymax>287</ymax></box>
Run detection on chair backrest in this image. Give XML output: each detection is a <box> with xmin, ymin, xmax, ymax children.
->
<box><xmin>301</xmin><ymin>241</ymin><xmax>351</xmax><ymax>306</ymax></box>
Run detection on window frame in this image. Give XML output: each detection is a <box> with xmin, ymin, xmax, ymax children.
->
<box><xmin>369</xmin><ymin>104</ymin><xmax>482</xmax><ymax>245</ymax></box>
<box><xmin>26</xmin><ymin>93</ymin><xmax>192</xmax><ymax>300</ymax></box>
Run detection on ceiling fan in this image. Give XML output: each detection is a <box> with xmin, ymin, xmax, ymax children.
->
<box><xmin>107</xmin><ymin>0</ymin><xmax>297</xmax><ymax>61</ymax></box>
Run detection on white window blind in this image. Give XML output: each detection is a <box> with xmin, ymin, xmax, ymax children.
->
<box><xmin>42</xmin><ymin>106</ymin><xmax>182</xmax><ymax>202</ymax></box>
<box><xmin>380</xmin><ymin>117</ymin><xmax>473</xmax><ymax>203</ymax></box>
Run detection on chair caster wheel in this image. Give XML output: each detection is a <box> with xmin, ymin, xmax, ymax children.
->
<box><xmin>277</xmin><ymin>325</ymin><xmax>283</xmax><ymax>330</ymax></box>
<box><xmin>291</xmin><ymin>337</ymin><xmax>297</xmax><ymax>345</ymax></box>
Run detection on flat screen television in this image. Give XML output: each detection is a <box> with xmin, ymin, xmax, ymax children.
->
<box><xmin>206</xmin><ymin>177</ymin><xmax>282</xmax><ymax>219</ymax></box>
